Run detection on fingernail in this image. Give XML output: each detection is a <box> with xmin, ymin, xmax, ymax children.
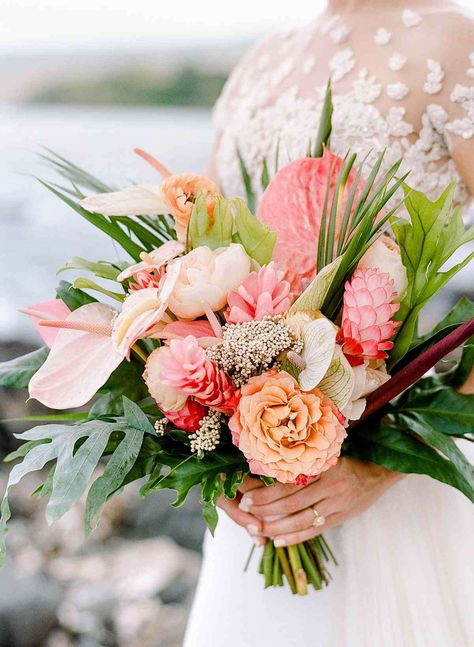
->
<box><xmin>239</xmin><ymin>496</ymin><xmax>252</xmax><ymax>511</ymax></box>
<box><xmin>246</xmin><ymin>524</ymin><xmax>260</xmax><ymax>536</ymax></box>
<box><xmin>274</xmin><ymin>538</ymin><xmax>286</xmax><ymax>548</ymax></box>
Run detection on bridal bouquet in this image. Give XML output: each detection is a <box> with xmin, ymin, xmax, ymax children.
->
<box><xmin>1</xmin><ymin>86</ymin><xmax>473</xmax><ymax>595</ymax></box>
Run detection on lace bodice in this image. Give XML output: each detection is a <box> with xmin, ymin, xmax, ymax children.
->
<box><xmin>213</xmin><ymin>7</ymin><xmax>474</xmax><ymax>208</ymax></box>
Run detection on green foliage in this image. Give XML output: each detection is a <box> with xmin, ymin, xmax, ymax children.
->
<box><xmin>84</xmin><ymin>398</ymin><xmax>151</xmax><ymax>533</ymax></box>
<box><xmin>57</xmin><ymin>257</ymin><xmax>122</xmax><ymax>281</ymax></box>
<box><xmin>0</xmin><ymin>347</ymin><xmax>49</xmax><ymax>389</ymax></box>
<box><xmin>56</xmin><ymin>280</ymin><xmax>97</xmax><ymax>310</ymax></box>
<box><xmin>393</xmin><ymin>297</ymin><xmax>474</xmax><ymax>372</ymax></box>
<box><xmin>72</xmin><ymin>278</ymin><xmax>125</xmax><ymax>302</ymax></box>
<box><xmin>349</xmin><ymin>369</ymin><xmax>474</xmax><ymax>502</ymax></box>
<box><xmin>0</xmin><ymin>419</ymin><xmax>127</xmax><ymax>563</ymax></box>
<box><xmin>390</xmin><ymin>184</ymin><xmax>474</xmax><ymax>366</ymax></box>
<box><xmin>313</xmin><ymin>81</ymin><xmax>333</xmax><ymax>158</ymax></box>
<box><xmin>232</xmin><ymin>198</ymin><xmax>276</xmax><ymax>266</ymax></box>
<box><xmin>188</xmin><ymin>194</ymin><xmax>233</xmax><ymax>250</ymax></box>
<box><xmin>290</xmin><ymin>257</ymin><xmax>342</xmax><ymax>314</ymax></box>
<box><xmin>237</xmin><ymin>149</ymin><xmax>256</xmax><ymax>213</ymax></box>
<box><xmin>89</xmin><ymin>360</ymin><xmax>150</xmax><ymax>417</ymax></box>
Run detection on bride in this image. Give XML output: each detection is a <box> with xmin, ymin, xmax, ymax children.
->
<box><xmin>184</xmin><ymin>1</ymin><xmax>474</xmax><ymax>645</ymax></box>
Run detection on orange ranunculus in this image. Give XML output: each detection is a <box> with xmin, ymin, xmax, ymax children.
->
<box><xmin>229</xmin><ymin>370</ymin><xmax>346</xmax><ymax>484</ymax></box>
<box><xmin>161</xmin><ymin>173</ymin><xmax>221</xmax><ymax>242</ymax></box>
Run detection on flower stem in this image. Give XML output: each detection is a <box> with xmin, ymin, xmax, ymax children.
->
<box><xmin>276</xmin><ymin>546</ymin><xmax>297</xmax><ymax>594</ymax></box>
<box><xmin>298</xmin><ymin>542</ymin><xmax>322</xmax><ymax>590</ymax></box>
<box><xmin>287</xmin><ymin>544</ymin><xmax>308</xmax><ymax>595</ymax></box>
<box><xmin>262</xmin><ymin>540</ymin><xmax>275</xmax><ymax>588</ymax></box>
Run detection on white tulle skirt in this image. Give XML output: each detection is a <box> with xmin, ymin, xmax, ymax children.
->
<box><xmin>184</xmin><ymin>442</ymin><xmax>474</xmax><ymax>647</ymax></box>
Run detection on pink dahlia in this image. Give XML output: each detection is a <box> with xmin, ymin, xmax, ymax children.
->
<box><xmin>257</xmin><ymin>150</ymin><xmax>365</xmax><ymax>293</ymax></box>
<box><xmin>338</xmin><ymin>268</ymin><xmax>400</xmax><ymax>365</ymax></box>
<box><xmin>162</xmin><ymin>398</ymin><xmax>207</xmax><ymax>433</ymax></box>
<box><xmin>156</xmin><ymin>335</ymin><xmax>237</xmax><ymax>414</ymax></box>
<box><xmin>226</xmin><ymin>262</ymin><xmax>292</xmax><ymax>324</ymax></box>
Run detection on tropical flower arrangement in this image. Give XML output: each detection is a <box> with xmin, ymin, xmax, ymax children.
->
<box><xmin>1</xmin><ymin>86</ymin><xmax>473</xmax><ymax>595</ymax></box>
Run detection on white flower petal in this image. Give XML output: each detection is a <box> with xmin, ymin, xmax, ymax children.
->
<box><xmin>80</xmin><ymin>184</ymin><xmax>169</xmax><ymax>216</ymax></box>
<box><xmin>299</xmin><ymin>318</ymin><xmax>337</xmax><ymax>391</ymax></box>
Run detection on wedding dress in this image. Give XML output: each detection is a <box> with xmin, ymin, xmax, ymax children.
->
<box><xmin>184</xmin><ymin>8</ymin><xmax>474</xmax><ymax>647</ymax></box>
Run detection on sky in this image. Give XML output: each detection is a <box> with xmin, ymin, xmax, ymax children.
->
<box><xmin>0</xmin><ymin>0</ymin><xmax>327</xmax><ymax>53</ymax></box>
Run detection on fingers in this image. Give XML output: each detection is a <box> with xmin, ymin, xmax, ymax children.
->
<box><xmin>240</xmin><ymin>479</ymin><xmax>330</xmax><ymax>518</ymax></box>
<box><xmin>273</xmin><ymin>512</ymin><xmax>344</xmax><ymax>547</ymax></box>
<box><xmin>239</xmin><ymin>481</ymin><xmax>301</xmax><ymax>509</ymax></box>
<box><xmin>261</xmin><ymin>497</ymin><xmax>335</xmax><ymax>538</ymax></box>
<box><xmin>217</xmin><ymin>495</ymin><xmax>266</xmax><ymax>545</ymax></box>
<box><xmin>238</xmin><ymin>476</ymin><xmax>267</xmax><ymax>495</ymax></box>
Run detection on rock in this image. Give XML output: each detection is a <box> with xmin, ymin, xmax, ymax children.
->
<box><xmin>0</xmin><ymin>567</ymin><xmax>61</xmax><ymax>647</ymax></box>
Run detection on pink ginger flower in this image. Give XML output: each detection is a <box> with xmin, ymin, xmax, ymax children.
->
<box><xmin>226</xmin><ymin>262</ymin><xmax>292</xmax><ymax>324</ymax></box>
<box><xmin>149</xmin><ymin>335</ymin><xmax>237</xmax><ymax>415</ymax></box>
<box><xmin>162</xmin><ymin>398</ymin><xmax>208</xmax><ymax>433</ymax></box>
<box><xmin>338</xmin><ymin>268</ymin><xmax>400</xmax><ymax>366</ymax></box>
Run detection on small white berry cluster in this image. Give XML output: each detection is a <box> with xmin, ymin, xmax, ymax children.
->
<box><xmin>154</xmin><ymin>418</ymin><xmax>168</xmax><ymax>436</ymax></box>
<box><xmin>207</xmin><ymin>315</ymin><xmax>303</xmax><ymax>387</ymax></box>
<box><xmin>189</xmin><ymin>409</ymin><xmax>222</xmax><ymax>455</ymax></box>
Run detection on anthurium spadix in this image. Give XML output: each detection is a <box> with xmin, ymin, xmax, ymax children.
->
<box><xmin>297</xmin><ymin>318</ymin><xmax>337</xmax><ymax>391</ymax></box>
<box><xmin>28</xmin><ymin>303</ymin><xmax>123</xmax><ymax>409</ymax></box>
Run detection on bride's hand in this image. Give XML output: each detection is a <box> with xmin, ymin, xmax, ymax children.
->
<box><xmin>217</xmin><ymin>476</ymin><xmax>267</xmax><ymax>545</ymax></box>
<box><xmin>238</xmin><ymin>458</ymin><xmax>403</xmax><ymax>547</ymax></box>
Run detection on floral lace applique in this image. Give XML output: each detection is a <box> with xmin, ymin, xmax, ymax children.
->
<box><xmin>330</xmin><ymin>24</ymin><xmax>351</xmax><ymax>44</ymax></box>
<box><xmin>386</xmin><ymin>82</ymin><xmax>410</xmax><ymax>100</ymax></box>
<box><xmin>329</xmin><ymin>48</ymin><xmax>355</xmax><ymax>82</ymax></box>
<box><xmin>402</xmin><ymin>9</ymin><xmax>422</xmax><ymax>28</ymax></box>
<box><xmin>424</xmin><ymin>59</ymin><xmax>445</xmax><ymax>95</ymax></box>
<box><xmin>389</xmin><ymin>53</ymin><xmax>407</xmax><ymax>72</ymax></box>
<box><xmin>374</xmin><ymin>28</ymin><xmax>392</xmax><ymax>45</ymax></box>
<box><xmin>214</xmin><ymin>24</ymin><xmax>472</xmax><ymax>209</ymax></box>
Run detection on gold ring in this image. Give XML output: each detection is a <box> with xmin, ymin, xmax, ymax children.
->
<box><xmin>312</xmin><ymin>507</ymin><xmax>325</xmax><ymax>527</ymax></box>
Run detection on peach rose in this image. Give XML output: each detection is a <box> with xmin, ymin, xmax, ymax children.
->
<box><xmin>229</xmin><ymin>370</ymin><xmax>347</xmax><ymax>484</ymax></box>
<box><xmin>161</xmin><ymin>173</ymin><xmax>220</xmax><ymax>242</ymax></box>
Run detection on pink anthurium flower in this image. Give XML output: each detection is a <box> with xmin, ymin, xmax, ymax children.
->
<box><xmin>19</xmin><ymin>299</ymin><xmax>71</xmax><ymax>347</ymax></box>
<box><xmin>29</xmin><ymin>303</ymin><xmax>123</xmax><ymax>409</ymax></box>
<box><xmin>112</xmin><ymin>260</ymin><xmax>181</xmax><ymax>357</ymax></box>
<box><xmin>257</xmin><ymin>150</ymin><xmax>364</xmax><ymax>293</ymax></box>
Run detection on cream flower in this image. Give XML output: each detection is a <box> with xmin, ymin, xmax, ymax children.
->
<box><xmin>168</xmin><ymin>244</ymin><xmax>251</xmax><ymax>319</ymax></box>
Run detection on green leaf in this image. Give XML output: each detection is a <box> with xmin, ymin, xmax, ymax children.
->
<box><xmin>39</xmin><ymin>180</ymin><xmax>144</xmax><ymax>261</ymax></box>
<box><xmin>392</xmin><ymin>297</ymin><xmax>474</xmax><ymax>372</ymax></box>
<box><xmin>391</xmin><ymin>182</ymin><xmax>473</xmax><ymax>365</ymax></box>
<box><xmin>233</xmin><ymin>198</ymin><xmax>276</xmax><ymax>266</ymax></box>
<box><xmin>4</xmin><ymin>439</ymin><xmax>49</xmax><ymax>463</ymax></box>
<box><xmin>188</xmin><ymin>194</ymin><xmax>233</xmax><ymax>251</ymax></box>
<box><xmin>56</xmin><ymin>280</ymin><xmax>97</xmax><ymax>310</ymax></box>
<box><xmin>350</xmin><ymin>422</ymin><xmax>474</xmax><ymax>502</ymax></box>
<box><xmin>0</xmin><ymin>419</ymin><xmax>126</xmax><ymax>563</ymax></box>
<box><xmin>395</xmin><ymin>378</ymin><xmax>474</xmax><ymax>437</ymax></box>
<box><xmin>57</xmin><ymin>257</ymin><xmax>121</xmax><ymax>281</ymax></box>
<box><xmin>290</xmin><ymin>256</ymin><xmax>342</xmax><ymax>315</ymax></box>
<box><xmin>261</xmin><ymin>158</ymin><xmax>270</xmax><ymax>190</ymax></box>
<box><xmin>72</xmin><ymin>277</ymin><xmax>125</xmax><ymax>302</ymax></box>
<box><xmin>0</xmin><ymin>347</ymin><xmax>49</xmax><ymax>389</ymax></box>
<box><xmin>237</xmin><ymin>148</ymin><xmax>256</xmax><ymax>213</ymax></box>
<box><xmin>313</xmin><ymin>80</ymin><xmax>333</xmax><ymax>158</ymax></box>
<box><xmin>84</xmin><ymin>399</ymin><xmax>147</xmax><ymax>533</ymax></box>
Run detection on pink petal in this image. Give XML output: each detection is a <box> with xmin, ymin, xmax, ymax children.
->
<box><xmin>21</xmin><ymin>300</ymin><xmax>71</xmax><ymax>347</ymax></box>
<box><xmin>29</xmin><ymin>303</ymin><xmax>123</xmax><ymax>409</ymax></box>
<box><xmin>117</xmin><ymin>240</ymin><xmax>184</xmax><ymax>282</ymax></box>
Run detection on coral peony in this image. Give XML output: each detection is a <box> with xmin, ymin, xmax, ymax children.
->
<box><xmin>146</xmin><ymin>335</ymin><xmax>237</xmax><ymax>414</ymax></box>
<box><xmin>161</xmin><ymin>398</ymin><xmax>208</xmax><ymax>432</ymax></box>
<box><xmin>358</xmin><ymin>234</ymin><xmax>407</xmax><ymax>300</ymax></box>
<box><xmin>168</xmin><ymin>244</ymin><xmax>251</xmax><ymax>319</ymax></box>
<box><xmin>257</xmin><ymin>151</ymin><xmax>364</xmax><ymax>293</ymax></box>
<box><xmin>229</xmin><ymin>370</ymin><xmax>347</xmax><ymax>484</ymax></box>
<box><xmin>226</xmin><ymin>262</ymin><xmax>292</xmax><ymax>324</ymax></box>
<box><xmin>338</xmin><ymin>268</ymin><xmax>400</xmax><ymax>365</ymax></box>
<box><xmin>160</xmin><ymin>173</ymin><xmax>220</xmax><ymax>242</ymax></box>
